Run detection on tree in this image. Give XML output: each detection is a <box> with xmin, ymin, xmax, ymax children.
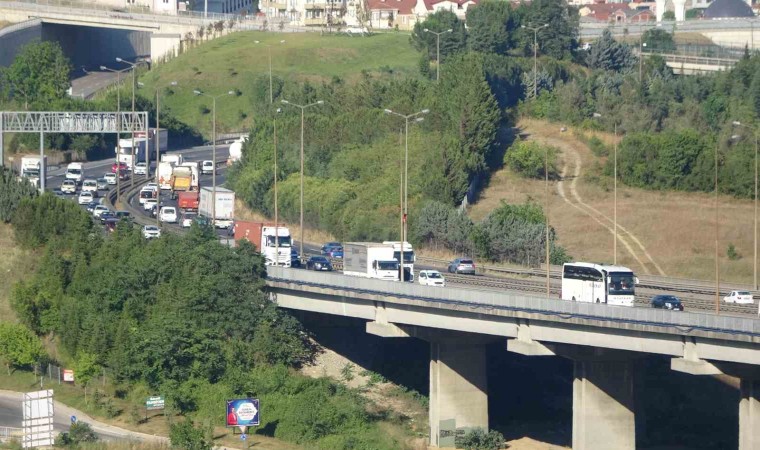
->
<box><xmin>170</xmin><ymin>419</ymin><xmax>212</xmax><ymax>450</ymax></box>
<box><xmin>586</xmin><ymin>29</ymin><xmax>637</xmax><ymax>72</ymax></box>
<box><xmin>465</xmin><ymin>0</ymin><xmax>519</xmax><ymax>55</ymax></box>
<box><xmin>4</xmin><ymin>41</ymin><xmax>72</xmax><ymax>108</ymax></box>
<box><xmin>456</xmin><ymin>428</ymin><xmax>505</xmax><ymax>450</ymax></box>
<box><xmin>662</xmin><ymin>10</ymin><xmax>675</xmax><ymax>20</ymax></box>
<box><xmin>642</xmin><ymin>28</ymin><xmax>675</xmax><ymax>53</ymax></box>
<box><xmin>519</xmin><ymin>0</ymin><xmax>578</xmax><ymax>60</ymax></box>
<box><xmin>75</xmin><ymin>352</ymin><xmax>100</xmax><ymax>404</ymax></box>
<box><xmin>411</xmin><ymin>10</ymin><xmax>467</xmax><ymax>63</ymax></box>
<box><xmin>0</xmin><ymin>323</ymin><xmax>45</xmax><ymax>375</ymax></box>
<box><xmin>0</xmin><ymin>167</ymin><xmax>38</xmax><ymax>223</ymax></box>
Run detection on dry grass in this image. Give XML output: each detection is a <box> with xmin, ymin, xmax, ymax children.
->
<box><xmin>0</xmin><ymin>223</ymin><xmax>35</xmax><ymax>323</ymax></box>
<box><xmin>234</xmin><ymin>200</ymin><xmax>337</xmax><ymax>246</ymax></box>
<box><xmin>470</xmin><ymin>118</ymin><xmax>757</xmax><ymax>284</ymax></box>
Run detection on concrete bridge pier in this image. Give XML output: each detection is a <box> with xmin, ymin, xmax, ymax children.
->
<box><xmin>556</xmin><ymin>347</ymin><xmax>637</xmax><ymax>450</ymax></box>
<box><xmin>429</xmin><ymin>340</ymin><xmax>489</xmax><ymax>447</ymax></box>
<box><xmin>740</xmin><ymin>378</ymin><xmax>760</xmax><ymax>450</ymax></box>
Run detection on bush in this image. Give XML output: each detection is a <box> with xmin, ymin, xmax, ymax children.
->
<box><xmin>504</xmin><ymin>140</ymin><xmax>558</xmax><ymax>179</ymax></box>
<box><xmin>0</xmin><ymin>167</ymin><xmax>38</xmax><ymax>223</ymax></box>
<box><xmin>170</xmin><ymin>419</ymin><xmax>212</xmax><ymax>450</ymax></box>
<box><xmin>727</xmin><ymin>243</ymin><xmax>741</xmax><ymax>261</ymax></box>
<box><xmin>455</xmin><ymin>428</ymin><xmax>505</xmax><ymax>450</ymax></box>
<box><xmin>55</xmin><ymin>422</ymin><xmax>98</xmax><ymax>446</ymax></box>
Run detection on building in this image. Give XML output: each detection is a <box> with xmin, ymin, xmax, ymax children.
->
<box><xmin>579</xmin><ymin>2</ymin><xmax>655</xmax><ymax>22</ymax></box>
<box><xmin>703</xmin><ymin>0</ymin><xmax>754</xmax><ymax>17</ymax></box>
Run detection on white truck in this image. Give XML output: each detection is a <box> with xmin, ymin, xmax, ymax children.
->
<box><xmin>116</xmin><ymin>128</ymin><xmax>168</xmax><ymax>168</ymax></box>
<box><xmin>19</xmin><ymin>155</ymin><xmax>46</xmax><ymax>188</ymax></box>
<box><xmin>199</xmin><ymin>186</ymin><xmax>235</xmax><ymax>228</ymax></box>
<box><xmin>233</xmin><ymin>221</ymin><xmax>291</xmax><ymax>266</ymax></box>
<box><xmin>158</xmin><ymin>162</ymin><xmax>175</xmax><ymax>190</ymax></box>
<box><xmin>383</xmin><ymin>241</ymin><xmax>415</xmax><ymax>282</ymax></box>
<box><xmin>161</xmin><ymin>153</ymin><xmax>183</xmax><ymax>167</ymax></box>
<box><xmin>65</xmin><ymin>162</ymin><xmax>84</xmax><ymax>184</ymax></box>
<box><xmin>227</xmin><ymin>135</ymin><xmax>248</xmax><ymax>166</ymax></box>
<box><xmin>343</xmin><ymin>243</ymin><xmax>400</xmax><ymax>281</ymax></box>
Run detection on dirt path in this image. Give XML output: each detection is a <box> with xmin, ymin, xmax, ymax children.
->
<box><xmin>542</xmin><ymin>135</ymin><xmax>665</xmax><ymax>276</ymax></box>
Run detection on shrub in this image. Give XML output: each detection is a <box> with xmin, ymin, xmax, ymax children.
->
<box><xmin>0</xmin><ymin>167</ymin><xmax>38</xmax><ymax>223</ymax></box>
<box><xmin>170</xmin><ymin>419</ymin><xmax>212</xmax><ymax>450</ymax></box>
<box><xmin>455</xmin><ymin>427</ymin><xmax>505</xmax><ymax>450</ymax></box>
<box><xmin>504</xmin><ymin>140</ymin><xmax>558</xmax><ymax>179</ymax></box>
<box><xmin>56</xmin><ymin>422</ymin><xmax>98</xmax><ymax>446</ymax></box>
<box><xmin>727</xmin><ymin>243</ymin><xmax>741</xmax><ymax>261</ymax></box>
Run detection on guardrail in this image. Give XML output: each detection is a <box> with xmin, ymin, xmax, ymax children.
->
<box><xmin>267</xmin><ymin>266</ymin><xmax>760</xmax><ymax>339</ymax></box>
<box><xmin>0</xmin><ymin>17</ymin><xmax>40</xmax><ymax>36</ymax></box>
<box><xmin>0</xmin><ymin>426</ymin><xmax>22</xmax><ymax>441</ymax></box>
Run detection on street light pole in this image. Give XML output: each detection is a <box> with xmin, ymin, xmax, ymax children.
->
<box><xmin>593</xmin><ymin>112</ymin><xmax>619</xmax><ymax>265</ymax></box>
<box><xmin>281</xmin><ymin>99</ymin><xmax>324</xmax><ymax>259</ymax></box>
<box><xmin>193</xmin><ymin>89</ymin><xmax>235</xmax><ymax>227</ymax></box>
<box><xmin>732</xmin><ymin>121</ymin><xmax>759</xmax><ymax>291</ymax></box>
<box><xmin>145</xmin><ymin>81</ymin><xmax>178</xmax><ymax>227</ymax></box>
<box><xmin>116</xmin><ymin>58</ymin><xmax>145</xmax><ymax>190</ymax></box>
<box><xmin>274</xmin><ymin>108</ymin><xmax>282</xmax><ymax>266</ymax></box>
<box><xmin>715</xmin><ymin>140</ymin><xmax>720</xmax><ymax>314</ymax></box>
<box><xmin>423</xmin><ymin>28</ymin><xmax>452</xmax><ymax>82</ymax></box>
<box><xmin>545</xmin><ymin>140</ymin><xmax>550</xmax><ymax>297</ymax></box>
<box><xmin>522</xmin><ymin>23</ymin><xmax>547</xmax><ymax>99</ymax></box>
<box><xmin>384</xmin><ymin>108</ymin><xmax>429</xmax><ymax>278</ymax></box>
<box><xmin>101</xmin><ymin>64</ymin><xmax>133</xmax><ymax>207</ymax></box>
<box><xmin>255</xmin><ymin>40</ymin><xmax>285</xmax><ymax>104</ymax></box>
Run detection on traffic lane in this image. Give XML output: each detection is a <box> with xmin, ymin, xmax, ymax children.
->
<box><xmin>70</xmin><ymin>71</ymin><xmax>121</xmax><ymax>100</ymax></box>
<box><xmin>50</xmin><ymin>145</ymin><xmax>230</xmax><ymax>192</ymax></box>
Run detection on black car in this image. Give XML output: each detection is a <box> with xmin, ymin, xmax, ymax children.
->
<box><xmin>99</xmin><ymin>211</ymin><xmax>117</xmax><ymax>224</ymax></box>
<box><xmin>85</xmin><ymin>201</ymin><xmax>101</xmax><ymax>213</ymax></box>
<box><xmin>306</xmin><ymin>256</ymin><xmax>333</xmax><ymax>271</ymax></box>
<box><xmin>291</xmin><ymin>249</ymin><xmax>302</xmax><ymax>268</ymax></box>
<box><xmin>321</xmin><ymin>242</ymin><xmax>343</xmax><ymax>256</ymax></box>
<box><xmin>651</xmin><ymin>295</ymin><xmax>684</xmax><ymax>311</ymax></box>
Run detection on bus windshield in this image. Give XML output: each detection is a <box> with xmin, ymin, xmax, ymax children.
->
<box><xmin>608</xmin><ymin>272</ymin><xmax>635</xmax><ymax>295</ymax></box>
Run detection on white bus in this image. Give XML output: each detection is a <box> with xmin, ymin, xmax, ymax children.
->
<box><xmin>561</xmin><ymin>262</ymin><xmax>637</xmax><ymax>306</ymax></box>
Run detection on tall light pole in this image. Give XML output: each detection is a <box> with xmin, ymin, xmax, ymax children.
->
<box><xmin>545</xmin><ymin>137</ymin><xmax>550</xmax><ymax>297</ymax></box>
<box><xmin>639</xmin><ymin>40</ymin><xmax>647</xmax><ymax>83</ymax></box>
<box><xmin>255</xmin><ymin>40</ymin><xmax>285</xmax><ymax>104</ymax></box>
<box><xmin>715</xmin><ymin>139</ymin><xmax>720</xmax><ymax>314</ymax></box>
<box><xmin>100</xmin><ymin>64</ymin><xmax>133</xmax><ymax>207</ymax></box>
<box><xmin>593</xmin><ymin>112</ymin><xmax>619</xmax><ymax>265</ymax></box>
<box><xmin>384</xmin><ymin>108</ymin><xmax>429</xmax><ymax>272</ymax></box>
<box><xmin>140</xmin><ymin>81</ymin><xmax>178</xmax><ymax>226</ymax></box>
<box><xmin>116</xmin><ymin>57</ymin><xmax>146</xmax><ymax>189</ymax></box>
<box><xmin>522</xmin><ymin>23</ymin><xmax>548</xmax><ymax>99</ymax></box>
<box><xmin>193</xmin><ymin>89</ymin><xmax>235</xmax><ymax>227</ymax></box>
<box><xmin>281</xmin><ymin>99</ymin><xmax>324</xmax><ymax>259</ymax></box>
<box><xmin>273</xmin><ymin>108</ymin><xmax>282</xmax><ymax>266</ymax></box>
<box><xmin>423</xmin><ymin>28</ymin><xmax>452</xmax><ymax>82</ymax></box>
<box><xmin>733</xmin><ymin>121</ymin><xmax>758</xmax><ymax>291</ymax></box>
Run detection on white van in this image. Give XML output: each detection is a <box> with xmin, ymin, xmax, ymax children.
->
<box><xmin>66</xmin><ymin>162</ymin><xmax>84</xmax><ymax>184</ymax></box>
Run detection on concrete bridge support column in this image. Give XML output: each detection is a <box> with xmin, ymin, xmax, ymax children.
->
<box><xmin>429</xmin><ymin>341</ymin><xmax>488</xmax><ymax>448</ymax></box>
<box><xmin>571</xmin><ymin>355</ymin><xmax>636</xmax><ymax>450</ymax></box>
<box><xmin>740</xmin><ymin>379</ymin><xmax>760</xmax><ymax>450</ymax></box>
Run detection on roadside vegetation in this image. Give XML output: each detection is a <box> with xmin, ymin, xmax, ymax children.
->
<box><xmin>0</xmin><ymin>188</ymin><xmax>419</xmax><ymax>449</ymax></box>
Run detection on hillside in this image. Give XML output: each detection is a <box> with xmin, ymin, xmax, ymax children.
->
<box><xmin>470</xmin><ymin>119</ymin><xmax>756</xmax><ymax>284</ymax></box>
<box><xmin>139</xmin><ymin>31</ymin><xmax>420</xmax><ymax>137</ymax></box>
<box><xmin>0</xmin><ymin>223</ymin><xmax>33</xmax><ymax>323</ymax></box>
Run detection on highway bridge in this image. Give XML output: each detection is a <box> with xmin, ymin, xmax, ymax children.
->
<box><xmin>265</xmin><ymin>266</ymin><xmax>760</xmax><ymax>450</ymax></box>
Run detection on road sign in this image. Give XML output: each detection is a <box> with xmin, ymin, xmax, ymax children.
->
<box><xmin>62</xmin><ymin>370</ymin><xmax>74</xmax><ymax>382</ymax></box>
<box><xmin>145</xmin><ymin>396</ymin><xmax>165</xmax><ymax>411</ymax></box>
<box><xmin>241</xmin><ymin>434</ymin><xmax>247</xmax><ymax>441</ymax></box>
<box><xmin>70</xmin><ymin>416</ymin><xmax>77</xmax><ymax>424</ymax></box>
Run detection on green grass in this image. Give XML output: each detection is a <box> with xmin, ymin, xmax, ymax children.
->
<box><xmin>0</xmin><ymin>223</ymin><xmax>34</xmax><ymax>324</ymax></box>
<box><xmin>138</xmin><ymin>31</ymin><xmax>420</xmax><ymax>138</ymax></box>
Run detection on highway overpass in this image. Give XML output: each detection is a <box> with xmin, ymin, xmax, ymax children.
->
<box><xmin>266</xmin><ymin>266</ymin><xmax>760</xmax><ymax>449</ymax></box>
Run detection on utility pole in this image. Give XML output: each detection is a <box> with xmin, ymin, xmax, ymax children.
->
<box><xmin>423</xmin><ymin>28</ymin><xmax>452</xmax><ymax>82</ymax></box>
<box><xmin>255</xmin><ymin>40</ymin><xmax>285</xmax><ymax>104</ymax></box>
<box><xmin>522</xmin><ymin>23</ymin><xmax>548</xmax><ymax>99</ymax></box>
<box><xmin>281</xmin><ymin>99</ymin><xmax>324</xmax><ymax>259</ymax></box>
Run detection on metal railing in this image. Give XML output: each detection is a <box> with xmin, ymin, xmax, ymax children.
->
<box><xmin>267</xmin><ymin>266</ymin><xmax>760</xmax><ymax>338</ymax></box>
<box><xmin>0</xmin><ymin>427</ymin><xmax>23</xmax><ymax>441</ymax></box>
<box><xmin>0</xmin><ymin>17</ymin><xmax>40</xmax><ymax>37</ymax></box>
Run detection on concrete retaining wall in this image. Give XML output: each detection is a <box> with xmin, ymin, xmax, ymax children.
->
<box><xmin>0</xmin><ymin>19</ymin><xmax>42</xmax><ymax>66</ymax></box>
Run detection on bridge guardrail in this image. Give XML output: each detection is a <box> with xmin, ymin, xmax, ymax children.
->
<box><xmin>267</xmin><ymin>266</ymin><xmax>760</xmax><ymax>339</ymax></box>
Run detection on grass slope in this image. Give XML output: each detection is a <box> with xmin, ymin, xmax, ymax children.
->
<box><xmin>140</xmin><ymin>31</ymin><xmax>420</xmax><ymax>138</ymax></box>
<box><xmin>471</xmin><ymin>119</ymin><xmax>757</xmax><ymax>284</ymax></box>
<box><xmin>0</xmin><ymin>223</ymin><xmax>34</xmax><ymax>324</ymax></box>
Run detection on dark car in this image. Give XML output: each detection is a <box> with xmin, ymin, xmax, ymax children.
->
<box><xmin>99</xmin><ymin>211</ymin><xmax>117</xmax><ymax>224</ymax></box>
<box><xmin>321</xmin><ymin>242</ymin><xmax>343</xmax><ymax>257</ymax></box>
<box><xmin>306</xmin><ymin>256</ymin><xmax>333</xmax><ymax>271</ymax></box>
<box><xmin>447</xmin><ymin>258</ymin><xmax>476</xmax><ymax>275</ymax></box>
<box><xmin>651</xmin><ymin>295</ymin><xmax>684</xmax><ymax>311</ymax></box>
<box><xmin>114</xmin><ymin>211</ymin><xmax>131</xmax><ymax>220</ymax></box>
<box><xmin>291</xmin><ymin>249</ymin><xmax>302</xmax><ymax>268</ymax></box>
<box><xmin>85</xmin><ymin>201</ymin><xmax>101</xmax><ymax>213</ymax></box>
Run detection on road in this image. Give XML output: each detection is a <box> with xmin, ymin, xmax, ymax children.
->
<box><xmin>69</xmin><ymin>70</ymin><xmax>122</xmax><ymax>100</ymax></box>
<box><xmin>0</xmin><ymin>390</ymin><xmax>168</xmax><ymax>443</ymax></box>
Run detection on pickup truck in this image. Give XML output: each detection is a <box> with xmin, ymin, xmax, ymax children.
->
<box><xmin>723</xmin><ymin>290</ymin><xmax>754</xmax><ymax>304</ymax></box>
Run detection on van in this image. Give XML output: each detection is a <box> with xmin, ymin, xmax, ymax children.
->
<box><xmin>201</xmin><ymin>160</ymin><xmax>215</xmax><ymax>175</ymax></box>
<box><xmin>66</xmin><ymin>162</ymin><xmax>84</xmax><ymax>184</ymax></box>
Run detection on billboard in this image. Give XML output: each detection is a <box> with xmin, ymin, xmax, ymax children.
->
<box><xmin>22</xmin><ymin>390</ymin><xmax>54</xmax><ymax>448</ymax></box>
<box><xmin>226</xmin><ymin>398</ymin><xmax>259</xmax><ymax>427</ymax></box>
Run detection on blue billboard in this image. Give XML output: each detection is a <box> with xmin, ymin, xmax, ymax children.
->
<box><xmin>226</xmin><ymin>398</ymin><xmax>260</xmax><ymax>427</ymax></box>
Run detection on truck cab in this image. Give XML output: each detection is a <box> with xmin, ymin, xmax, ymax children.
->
<box><xmin>383</xmin><ymin>241</ymin><xmax>415</xmax><ymax>281</ymax></box>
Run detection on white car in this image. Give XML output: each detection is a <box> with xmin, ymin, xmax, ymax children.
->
<box><xmin>139</xmin><ymin>187</ymin><xmax>157</xmax><ymax>205</ymax></box>
<box><xmin>104</xmin><ymin>173</ymin><xmax>117</xmax><ymax>185</ymax></box>
<box><xmin>724</xmin><ymin>290</ymin><xmax>754</xmax><ymax>304</ymax></box>
<box><xmin>201</xmin><ymin>160</ymin><xmax>214</xmax><ymax>175</ymax></box>
<box><xmin>143</xmin><ymin>198</ymin><xmax>158</xmax><ymax>211</ymax></box>
<box><xmin>134</xmin><ymin>162</ymin><xmax>148</xmax><ymax>175</ymax></box>
<box><xmin>60</xmin><ymin>180</ymin><xmax>77</xmax><ymax>194</ymax></box>
<box><xmin>142</xmin><ymin>225</ymin><xmax>161</xmax><ymax>239</ymax></box>
<box><xmin>181</xmin><ymin>212</ymin><xmax>197</xmax><ymax>228</ymax></box>
<box><xmin>159</xmin><ymin>206</ymin><xmax>178</xmax><ymax>223</ymax></box>
<box><xmin>344</xmin><ymin>26</ymin><xmax>369</xmax><ymax>35</ymax></box>
<box><xmin>78</xmin><ymin>191</ymin><xmax>94</xmax><ymax>205</ymax></box>
<box><xmin>145</xmin><ymin>182</ymin><xmax>159</xmax><ymax>190</ymax></box>
<box><xmin>81</xmin><ymin>179</ymin><xmax>98</xmax><ymax>193</ymax></box>
<box><xmin>418</xmin><ymin>270</ymin><xmax>445</xmax><ymax>287</ymax></box>
<box><xmin>92</xmin><ymin>205</ymin><xmax>110</xmax><ymax>218</ymax></box>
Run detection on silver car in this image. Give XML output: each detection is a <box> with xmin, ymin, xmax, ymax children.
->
<box><xmin>447</xmin><ymin>258</ymin><xmax>476</xmax><ymax>275</ymax></box>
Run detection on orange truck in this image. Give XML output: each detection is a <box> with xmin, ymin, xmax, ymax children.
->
<box><xmin>177</xmin><ymin>190</ymin><xmax>200</xmax><ymax>211</ymax></box>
